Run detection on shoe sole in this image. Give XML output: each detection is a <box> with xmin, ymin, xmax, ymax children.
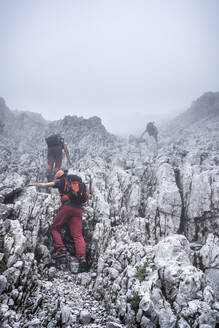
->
<box><xmin>79</xmin><ymin>263</ymin><xmax>87</xmax><ymax>273</ymax></box>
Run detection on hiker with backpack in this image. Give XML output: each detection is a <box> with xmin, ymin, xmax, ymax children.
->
<box><xmin>45</xmin><ymin>134</ymin><xmax>72</xmax><ymax>181</ymax></box>
<box><xmin>141</xmin><ymin>122</ymin><xmax>158</xmax><ymax>142</ymax></box>
<box><xmin>28</xmin><ymin>170</ymin><xmax>89</xmax><ymax>272</ymax></box>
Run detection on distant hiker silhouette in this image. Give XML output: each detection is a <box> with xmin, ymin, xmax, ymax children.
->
<box><xmin>28</xmin><ymin>170</ymin><xmax>89</xmax><ymax>273</ymax></box>
<box><xmin>0</xmin><ymin>121</ymin><xmax>5</xmax><ymax>133</ymax></box>
<box><xmin>141</xmin><ymin>122</ymin><xmax>158</xmax><ymax>142</ymax></box>
<box><xmin>45</xmin><ymin>134</ymin><xmax>72</xmax><ymax>181</ymax></box>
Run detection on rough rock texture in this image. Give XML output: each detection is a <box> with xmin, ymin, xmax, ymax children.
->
<box><xmin>0</xmin><ymin>92</ymin><xmax>219</xmax><ymax>327</ymax></box>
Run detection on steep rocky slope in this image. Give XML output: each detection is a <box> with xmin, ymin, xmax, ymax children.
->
<box><xmin>0</xmin><ymin>92</ymin><xmax>218</xmax><ymax>327</ymax></box>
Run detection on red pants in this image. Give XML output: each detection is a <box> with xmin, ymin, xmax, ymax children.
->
<box><xmin>51</xmin><ymin>206</ymin><xmax>85</xmax><ymax>260</ymax></box>
<box><xmin>47</xmin><ymin>156</ymin><xmax>62</xmax><ymax>173</ymax></box>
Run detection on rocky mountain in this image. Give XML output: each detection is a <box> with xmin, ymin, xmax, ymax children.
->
<box><xmin>0</xmin><ymin>92</ymin><xmax>218</xmax><ymax>327</ymax></box>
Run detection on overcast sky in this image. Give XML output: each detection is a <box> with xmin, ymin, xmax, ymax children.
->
<box><xmin>0</xmin><ymin>0</ymin><xmax>219</xmax><ymax>136</ymax></box>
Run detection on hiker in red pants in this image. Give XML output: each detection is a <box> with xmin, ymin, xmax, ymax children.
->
<box><xmin>52</xmin><ymin>205</ymin><xmax>85</xmax><ymax>260</ymax></box>
<box><xmin>28</xmin><ymin>170</ymin><xmax>89</xmax><ymax>272</ymax></box>
<box><xmin>45</xmin><ymin>134</ymin><xmax>72</xmax><ymax>181</ymax></box>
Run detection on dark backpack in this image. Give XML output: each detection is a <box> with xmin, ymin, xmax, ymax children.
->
<box><xmin>45</xmin><ymin>134</ymin><xmax>64</xmax><ymax>148</ymax></box>
<box><xmin>64</xmin><ymin>175</ymin><xmax>89</xmax><ymax>205</ymax></box>
<box><xmin>146</xmin><ymin>123</ymin><xmax>157</xmax><ymax>136</ymax></box>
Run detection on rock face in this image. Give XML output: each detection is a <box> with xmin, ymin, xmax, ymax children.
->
<box><xmin>0</xmin><ymin>92</ymin><xmax>219</xmax><ymax>327</ymax></box>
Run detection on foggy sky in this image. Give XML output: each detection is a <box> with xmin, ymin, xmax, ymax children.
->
<box><xmin>0</xmin><ymin>0</ymin><xmax>219</xmax><ymax>136</ymax></box>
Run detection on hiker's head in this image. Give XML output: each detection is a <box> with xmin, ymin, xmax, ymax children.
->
<box><xmin>54</xmin><ymin>170</ymin><xmax>65</xmax><ymax>179</ymax></box>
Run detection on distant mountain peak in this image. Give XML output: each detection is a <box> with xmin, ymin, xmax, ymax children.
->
<box><xmin>189</xmin><ymin>91</ymin><xmax>219</xmax><ymax>119</ymax></box>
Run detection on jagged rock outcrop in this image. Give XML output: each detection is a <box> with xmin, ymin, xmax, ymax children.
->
<box><xmin>93</xmin><ymin>234</ymin><xmax>218</xmax><ymax>327</ymax></box>
<box><xmin>0</xmin><ymin>93</ymin><xmax>219</xmax><ymax>327</ymax></box>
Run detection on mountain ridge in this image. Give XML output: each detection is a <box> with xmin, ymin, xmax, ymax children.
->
<box><xmin>0</xmin><ymin>92</ymin><xmax>219</xmax><ymax>327</ymax></box>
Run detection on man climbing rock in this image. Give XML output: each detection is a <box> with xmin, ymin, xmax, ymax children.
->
<box><xmin>45</xmin><ymin>134</ymin><xmax>72</xmax><ymax>181</ymax></box>
<box><xmin>141</xmin><ymin>122</ymin><xmax>158</xmax><ymax>142</ymax></box>
<box><xmin>28</xmin><ymin>170</ymin><xmax>88</xmax><ymax>273</ymax></box>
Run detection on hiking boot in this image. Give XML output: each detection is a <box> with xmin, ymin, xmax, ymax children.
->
<box><xmin>52</xmin><ymin>249</ymin><xmax>67</xmax><ymax>259</ymax></box>
<box><xmin>79</xmin><ymin>257</ymin><xmax>87</xmax><ymax>273</ymax></box>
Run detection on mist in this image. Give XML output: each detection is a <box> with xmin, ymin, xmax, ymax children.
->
<box><xmin>0</xmin><ymin>0</ymin><xmax>219</xmax><ymax>136</ymax></box>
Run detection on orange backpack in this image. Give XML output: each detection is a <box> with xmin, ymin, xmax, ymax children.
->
<box><xmin>63</xmin><ymin>175</ymin><xmax>89</xmax><ymax>205</ymax></box>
